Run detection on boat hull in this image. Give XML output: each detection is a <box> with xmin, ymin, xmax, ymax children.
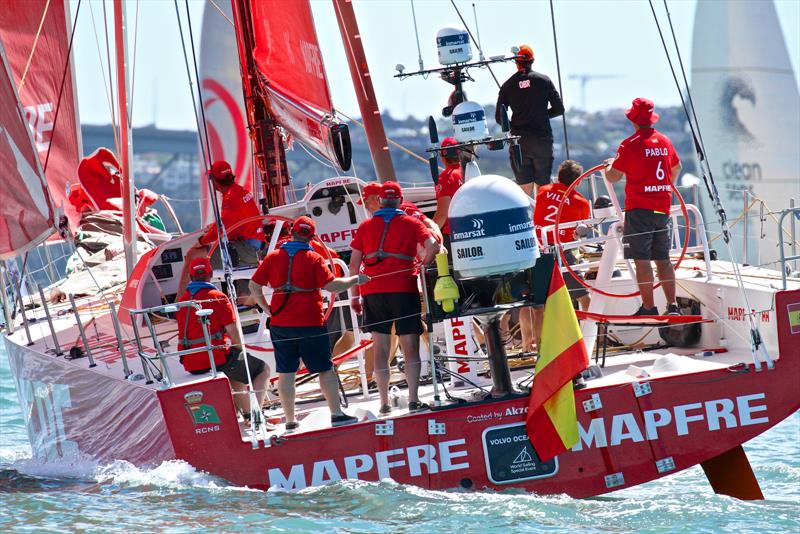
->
<box><xmin>155</xmin><ymin>289</ymin><xmax>800</xmax><ymax>496</ymax></box>
<box><xmin>4</xmin><ymin>337</ymin><xmax>175</xmax><ymax>466</ymax></box>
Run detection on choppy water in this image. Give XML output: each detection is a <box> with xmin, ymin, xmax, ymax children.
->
<box><xmin>1</xmin><ymin>344</ymin><xmax>798</xmax><ymax>533</ymax></box>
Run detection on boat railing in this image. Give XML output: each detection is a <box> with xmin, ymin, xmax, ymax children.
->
<box><xmin>128</xmin><ymin>299</ymin><xmax>226</xmax><ymax>387</ymax></box>
<box><xmin>539</xmin><ymin>201</ymin><xmax>713</xmax><ymax>279</ymax></box>
<box><xmin>778</xmin><ymin>206</ymin><xmax>800</xmax><ymax>289</ymax></box>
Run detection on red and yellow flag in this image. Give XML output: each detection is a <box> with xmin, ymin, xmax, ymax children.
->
<box><xmin>525</xmin><ymin>263</ymin><xmax>590</xmax><ymax>462</ymax></box>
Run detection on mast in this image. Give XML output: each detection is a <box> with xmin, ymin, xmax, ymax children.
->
<box><xmin>230</xmin><ymin>0</ymin><xmax>289</xmax><ymax>211</ymax></box>
<box><xmin>113</xmin><ymin>0</ymin><xmax>136</xmax><ymax>275</ymax></box>
<box><xmin>332</xmin><ymin>0</ymin><xmax>395</xmax><ymax>182</ymax></box>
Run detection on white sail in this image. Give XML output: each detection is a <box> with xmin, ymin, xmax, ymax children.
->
<box><xmin>198</xmin><ymin>1</ymin><xmax>253</xmax><ymax>226</ymax></box>
<box><xmin>691</xmin><ymin>0</ymin><xmax>800</xmax><ymax>268</ymax></box>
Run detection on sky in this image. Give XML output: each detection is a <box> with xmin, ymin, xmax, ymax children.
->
<box><xmin>69</xmin><ymin>0</ymin><xmax>800</xmax><ymax>130</ymax></box>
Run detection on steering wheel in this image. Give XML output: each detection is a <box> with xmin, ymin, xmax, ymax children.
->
<box><xmin>552</xmin><ymin>163</ymin><xmax>690</xmax><ymax>299</ymax></box>
<box><xmin>206</xmin><ymin>214</ymin><xmax>338</xmax><ymax>321</ymax></box>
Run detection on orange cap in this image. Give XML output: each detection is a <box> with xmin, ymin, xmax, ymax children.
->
<box><xmin>516</xmin><ymin>44</ymin><xmax>534</xmax><ymax>63</ymax></box>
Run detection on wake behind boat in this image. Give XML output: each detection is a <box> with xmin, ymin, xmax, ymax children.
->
<box><xmin>2</xmin><ymin>0</ymin><xmax>799</xmax><ymax>500</ymax></box>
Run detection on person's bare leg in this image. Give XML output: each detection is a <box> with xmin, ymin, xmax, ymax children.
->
<box><xmin>372</xmin><ymin>332</ymin><xmax>393</xmax><ymax>406</ymax></box>
<box><xmin>230</xmin><ymin>381</ymin><xmax>248</xmax><ymax>413</ymax></box>
<box><xmin>278</xmin><ymin>373</ymin><xmax>296</xmax><ymax>424</ymax></box>
<box><xmin>655</xmin><ymin>260</ymin><xmax>676</xmax><ymax>306</ymax></box>
<box><xmin>397</xmin><ymin>333</ymin><xmax>421</xmax><ymax>403</ymax></box>
<box><xmin>318</xmin><ymin>369</ymin><xmax>343</xmax><ymax>415</ymax></box>
<box><xmin>532</xmin><ymin>307</ymin><xmax>544</xmax><ymax>350</ymax></box>
<box><xmin>518</xmin><ymin>307</ymin><xmax>535</xmax><ymax>352</ymax></box>
<box><xmin>634</xmin><ymin>259</ymin><xmax>655</xmax><ymax>309</ymax></box>
<box><xmin>252</xmin><ymin>365</ymin><xmax>270</xmax><ymax>409</ymax></box>
<box><xmin>577</xmin><ymin>294</ymin><xmax>591</xmax><ymax>311</ymax></box>
<box><xmin>520</xmin><ymin>182</ymin><xmax>534</xmax><ymax>196</ymax></box>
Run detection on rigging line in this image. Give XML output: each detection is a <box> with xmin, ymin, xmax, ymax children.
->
<box><xmin>172</xmin><ymin>0</ymin><xmax>209</xmax><ymax>169</ymax></box>
<box><xmin>88</xmin><ymin>3</ymin><xmax>119</xmax><ymax>154</ymax></box>
<box><xmin>209</xmin><ymin>0</ymin><xmax>234</xmax><ymax>26</ymax></box>
<box><xmin>548</xmin><ymin>0</ymin><xmax>570</xmax><ymax>160</ymax></box>
<box><xmin>43</xmin><ymin>0</ymin><xmax>82</xmax><ymax>174</ymax></box>
<box><xmin>334</xmin><ymin>109</ymin><xmax>440</xmax><ymax>169</ymax></box>
<box><xmin>101</xmin><ymin>1</ymin><xmax>121</xmax><ymax>156</ymax></box>
<box><xmin>448</xmin><ymin>0</ymin><xmax>501</xmax><ymax>89</ymax></box>
<box><xmin>648</xmin><ymin>0</ymin><xmax>765</xmax><ymax>361</ymax></box>
<box><xmin>18</xmin><ymin>0</ymin><xmax>52</xmax><ymax>88</ymax></box>
<box><xmin>662</xmin><ymin>0</ymin><xmax>711</xmax><ymax>173</ymax></box>
<box><xmin>182</xmin><ymin>0</ymin><xmax>260</xmax><ymax>435</ymax></box>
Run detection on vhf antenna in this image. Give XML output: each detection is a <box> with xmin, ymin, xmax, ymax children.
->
<box><xmin>410</xmin><ymin>0</ymin><xmax>424</xmax><ymax>71</ymax></box>
<box><xmin>472</xmin><ymin>3</ymin><xmax>484</xmax><ymax>61</ymax></box>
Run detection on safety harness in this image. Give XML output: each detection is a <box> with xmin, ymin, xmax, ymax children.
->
<box><xmin>270</xmin><ymin>241</ymin><xmax>318</xmax><ymax>317</ymax></box>
<box><xmin>363</xmin><ymin>208</ymin><xmax>416</xmax><ymax>266</ymax></box>
<box><xmin>179</xmin><ymin>281</ymin><xmax>225</xmax><ymax>348</ymax></box>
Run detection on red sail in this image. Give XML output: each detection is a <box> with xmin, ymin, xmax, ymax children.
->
<box><xmin>0</xmin><ymin>42</ymin><xmax>56</xmax><ymax>259</ymax></box>
<box><xmin>248</xmin><ymin>0</ymin><xmax>347</xmax><ymax>169</ymax></box>
<box><xmin>0</xmin><ymin>0</ymin><xmax>82</xmax><ymax>230</ymax></box>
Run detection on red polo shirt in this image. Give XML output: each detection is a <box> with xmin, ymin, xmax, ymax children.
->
<box><xmin>435</xmin><ymin>164</ymin><xmax>463</xmax><ymax>235</ymax></box>
<box><xmin>534</xmin><ymin>183</ymin><xmax>591</xmax><ymax>244</ymax></box>
<box><xmin>199</xmin><ymin>183</ymin><xmax>265</xmax><ymax>245</ymax></box>
<box><xmin>612</xmin><ymin>128</ymin><xmax>680</xmax><ymax>213</ymax></box>
<box><xmin>251</xmin><ymin>247</ymin><xmax>335</xmax><ymax>327</ymax></box>
<box><xmin>351</xmin><ymin>213</ymin><xmax>431</xmax><ymax>296</ymax></box>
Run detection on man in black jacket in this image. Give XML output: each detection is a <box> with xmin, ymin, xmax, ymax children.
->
<box><xmin>496</xmin><ymin>44</ymin><xmax>564</xmax><ymax>195</ymax></box>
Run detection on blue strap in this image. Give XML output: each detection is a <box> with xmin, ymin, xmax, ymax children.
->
<box><xmin>374</xmin><ymin>208</ymin><xmax>404</xmax><ymax>223</ymax></box>
<box><xmin>279</xmin><ymin>240</ymin><xmax>313</xmax><ymax>258</ymax></box>
<box><xmin>187</xmin><ymin>281</ymin><xmax>216</xmax><ymax>297</ymax></box>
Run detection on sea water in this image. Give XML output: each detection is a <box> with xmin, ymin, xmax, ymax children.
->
<box><xmin>1</xmin><ymin>343</ymin><xmax>798</xmax><ymax>533</ymax></box>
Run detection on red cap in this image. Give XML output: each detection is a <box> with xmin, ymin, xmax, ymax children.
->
<box><xmin>516</xmin><ymin>44</ymin><xmax>534</xmax><ymax>63</ymax></box>
<box><xmin>625</xmin><ymin>97</ymin><xmax>660</xmax><ymax>127</ymax></box>
<box><xmin>189</xmin><ymin>257</ymin><xmax>212</xmax><ymax>277</ymax></box>
<box><xmin>357</xmin><ymin>182</ymin><xmax>382</xmax><ymax>205</ymax></box>
<box><xmin>440</xmin><ymin>137</ymin><xmax>458</xmax><ymax>158</ymax></box>
<box><xmin>209</xmin><ymin>160</ymin><xmax>234</xmax><ymax>182</ymax></box>
<box><xmin>292</xmin><ymin>215</ymin><xmax>316</xmax><ymax>238</ymax></box>
<box><xmin>380</xmin><ymin>181</ymin><xmax>403</xmax><ymax>200</ymax></box>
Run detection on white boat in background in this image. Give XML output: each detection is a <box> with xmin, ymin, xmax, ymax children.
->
<box><xmin>691</xmin><ymin>0</ymin><xmax>800</xmax><ymax>268</ymax></box>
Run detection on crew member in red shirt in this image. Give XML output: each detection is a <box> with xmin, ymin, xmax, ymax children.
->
<box><xmin>534</xmin><ymin>159</ymin><xmax>591</xmax><ymax>311</ymax></box>
<box><xmin>176</xmin><ymin>258</ymin><xmax>270</xmax><ymax>422</ymax></box>
<box><xmin>180</xmin><ymin>161</ymin><xmax>266</xmax><ymax>294</ymax></box>
<box><xmin>605</xmin><ymin>98</ymin><xmax>682</xmax><ymax>316</ymax></box>
<box><xmin>249</xmin><ymin>216</ymin><xmax>367</xmax><ymax>430</ymax></box>
<box><xmin>433</xmin><ymin>137</ymin><xmax>464</xmax><ymax>250</ymax></box>
<box><xmin>349</xmin><ymin>182</ymin><xmax>439</xmax><ymax>415</ymax></box>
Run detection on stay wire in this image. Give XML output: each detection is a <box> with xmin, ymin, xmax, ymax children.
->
<box><xmin>43</xmin><ymin>0</ymin><xmax>82</xmax><ymax>174</ymax></box>
<box><xmin>449</xmin><ymin>0</ymin><xmax>500</xmax><ymax>89</ymax></box>
<box><xmin>548</xmin><ymin>0</ymin><xmax>570</xmax><ymax>160</ymax></box>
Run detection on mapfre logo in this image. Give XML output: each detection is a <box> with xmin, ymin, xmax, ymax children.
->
<box><xmin>23</xmin><ymin>102</ymin><xmax>54</xmax><ymax>152</ymax></box>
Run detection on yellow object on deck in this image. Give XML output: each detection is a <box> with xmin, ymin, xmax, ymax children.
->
<box><xmin>433</xmin><ymin>252</ymin><xmax>459</xmax><ymax>313</ymax></box>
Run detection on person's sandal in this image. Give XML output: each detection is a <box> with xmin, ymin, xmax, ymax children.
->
<box><xmin>284</xmin><ymin>421</ymin><xmax>300</xmax><ymax>432</ymax></box>
<box><xmin>378</xmin><ymin>404</ymin><xmax>392</xmax><ymax>416</ymax></box>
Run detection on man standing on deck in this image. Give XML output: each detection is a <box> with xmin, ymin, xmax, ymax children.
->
<box><xmin>349</xmin><ymin>182</ymin><xmax>440</xmax><ymax>415</ymax></box>
<box><xmin>496</xmin><ymin>44</ymin><xmax>564</xmax><ymax>196</ymax></box>
<box><xmin>249</xmin><ymin>216</ymin><xmax>367</xmax><ymax>430</ymax></box>
<box><xmin>605</xmin><ymin>98</ymin><xmax>682</xmax><ymax>316</ymax></box>
<box><xmin>176</xmin><ymin>257</ymin><xmax>270</xmax><ymax>422</ymax></box>
<box><xmin>433</xmin><ymin>137</ymin><xmax>464</xmax><ymax>251</ymax></box>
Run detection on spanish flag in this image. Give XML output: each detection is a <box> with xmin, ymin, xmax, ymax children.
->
<box><xmin>525</xmin><ymin>261</ymin><xmax>590</xmax><ymax>462</ymax></box>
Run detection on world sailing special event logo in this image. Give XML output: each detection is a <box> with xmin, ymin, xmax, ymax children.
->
<box><xmin>184</xmin><ymin>391</ymin><xmax>221</xmax><ymax>434</ymax></box>
<box><xmin>482</xmin><ymin>423</ymin><xmax>558</xmax><ymax>484</ymax></box>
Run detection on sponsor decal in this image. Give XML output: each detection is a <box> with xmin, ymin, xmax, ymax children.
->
<box><xmin>453</xmin><ymin>109</ymin><xmax>486</xmax><ymax>125</ymax></box>
<box><xmin>482</xmin><ymin>423</ymin><xmax>558</xmax><ymax>484</ymax></box>
<box><xmin>437</xmin><ymin>33</ymin><xmax>469</xmax><ymax>47</ymax></box>
<box><xmin>571</xmin><ymin>393</ymin><xmax>769</xmax><ymax>451</ymax></box>
<box><xmin>788</xmin><ymin>302</ymin><xmax>800</xmax><ymax>335</ymax></box>
<box><xmin>267</xmin><ymin>439</ymin><xmax>470</xmax><ymax>490</ymax></box>
<box><xmin>450</xmin><ymin>206</ymin><xmax>532</xmax><ymax>242</ymax></box>
<box><xmin>23</xmin><ymin>102</ymin><xmax>54</xmax><ymax>152</ymax></box>
<box><xmin>317</xmin><ymin>228</ymin><xmax>356</xmax><ymax>245</ymax></box>
<box><xmin>727</xmin><ymin>306</ymin><xmax>770</xmax><ymax>323</ymax></box>
<box><xmin>184</xmin><ymin>391</ymin><xmax>221</xmax><ymax>434</ymax></box>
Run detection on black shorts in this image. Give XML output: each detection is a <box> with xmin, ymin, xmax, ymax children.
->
<box><xmin>563</xmin><ymin>249</ymin><xmax>589</xmax><ymax>299</ymax></box>
<box><xmin>213</xmin><ymin>347</ymin><xmax>266</xmax><ymax>383</ymax></box>
<box><xmin>363</xmin><ymin>293</ymin><xmax>424</xmax><ymax>335</ymax></box>
<box><xmin>623</xmin><ymin>209</ymin><xmax>672</xmax><ymax>261</ymax></box>
<box><xmin>510</xmin><ymin>135</ymin><xmax>554</xmax><ymax>187</ymax></box>
<box><xmin>269</xmin><ymin>325</ymin><xmax>333</xmax><ymax>374</ymax></box>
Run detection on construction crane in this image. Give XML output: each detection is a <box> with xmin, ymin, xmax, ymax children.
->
<box><xmin>568</xmin><ymin>74</ymin><xmax>622</xmax><ymax>110</ymax></box>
